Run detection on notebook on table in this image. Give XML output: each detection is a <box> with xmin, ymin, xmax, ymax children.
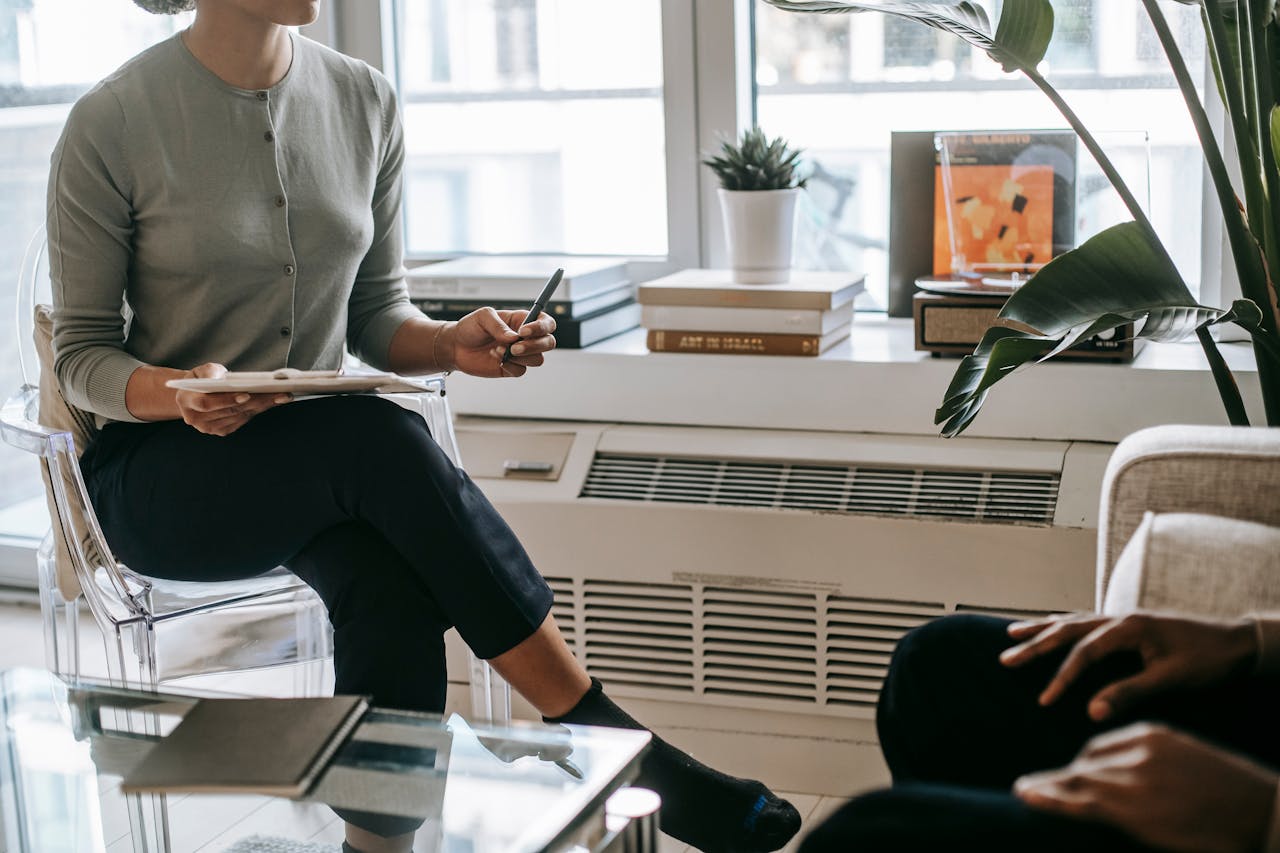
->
<box><xmin>121</xmin><ymin>695</ymin><xmax>368</xmax><ymax>797</ymax></box>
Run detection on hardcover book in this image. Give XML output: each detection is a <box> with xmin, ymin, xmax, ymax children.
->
<box><xmin>121</xmin><ymin>695</ymin><xmax>368</xmax><ymax>796</ymax></box>
<box><xmin>406</xmin><ymin>256</ymin><xmax>629</xmax><ymax>301</ymax></box>
<box><xmin>647</xmin><ymin>322</ymin><xmax>851</xmax><ymax>356</ymax></box>
<box><xmin>412</xmin><ymin>281</ymin><xmax>636</xmax><ymax>320</ymax></box>
<box><xmin>932</xmin><ymin>131</ymin><xmax>1077</xmax><ymax>277</ymax></box>
<box><xmin>641</xmin><ymin>303</ymin><xmax>851</xmax><ymax>336</ymax></box>
<box><xmin>639</xmin><ymin>269</ymin><xmax>865</xmax><ymax>311</ymax></box>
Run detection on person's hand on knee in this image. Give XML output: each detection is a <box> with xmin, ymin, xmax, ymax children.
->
<box><xmin>999</xmin><ymin>612</ymin><xmax>1259</xmax><ymax>721</ymax></box>
<box><xmin>1015</xmin><ymin>722</ymin><xmax>1278</xmax><ymax>853</ymax></box>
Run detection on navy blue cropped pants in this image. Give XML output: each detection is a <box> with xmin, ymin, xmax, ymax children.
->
<box><xmin>80</xmin><ymin>394</ymin><xmax>554</xmax><ymax>714</ymax></box>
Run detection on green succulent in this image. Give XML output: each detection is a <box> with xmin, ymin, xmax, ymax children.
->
<box><xmin>702</xmin><ymin>127</ymin><xmax>807</xmax><ymax>191</ymax></box>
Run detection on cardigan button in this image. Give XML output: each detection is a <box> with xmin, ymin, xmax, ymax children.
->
<box><xmin>275</xmin><ymin>195</ymin><xmax>286</xmax><ymax>208</ymax></box>
<box><xmin>256</xmin><ymin>91</ymin><xmax>268</xmax><ymax>101</ymax></box>
<box><xmin>280</xmin><ymin>326</ymin><xmax>291</xmax><ymax>337</ymax></box>
<box><xmin>283</xmin><ymin>264</ymin><xmax>295</xmax><ymax>276</ymax></box>
<box><xmin>264</xmin><ymin>130</ymin><xmax>275</xmax><ymax>143</ymax></box>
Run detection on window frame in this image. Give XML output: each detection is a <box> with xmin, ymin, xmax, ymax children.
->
<box><xmin>337</xmin><ymin>0</ymin><xmax>1224</xmax><ymax>304</ymax></box>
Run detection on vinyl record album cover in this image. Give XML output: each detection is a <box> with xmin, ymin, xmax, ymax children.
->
<box><xmin>932</xmin><ymin>131</ymin><xmax>1077</xmax><ymax>278</ymax></box>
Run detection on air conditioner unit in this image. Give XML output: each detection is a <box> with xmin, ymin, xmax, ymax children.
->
<box><xmin>444</xmin><ymin>416</ymin><xmax>1113</xmax><ymax>795</ymax></box>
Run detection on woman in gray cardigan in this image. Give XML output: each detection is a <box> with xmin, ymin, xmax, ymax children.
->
<box><xmin>49</xmin><ymin>1</ymin><xmax>800</xmax><ymax>851</ymax></box>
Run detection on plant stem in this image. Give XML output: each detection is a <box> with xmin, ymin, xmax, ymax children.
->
<box><xmin>1147</xmin><ymin>0</ymin><xmax>1280</xmax><ymax>425</ymax></box>
<box><xmin>1241</xmin><ymin>0</ymin><xmax>1261</xmax><ymax>156</ymax></box>
<box><xmin>1021</xmin><ymin>66</ymin><xmax>1157</xmax><ymax>242</ymax></box>
<box><xmin>1196</xmin><ymin>326</ymin><xmax>1252</xmax><ymax>425</ymax></box>
<box><xmin>1201</xmin><ymin>4</ymin><xmax>1258</xmax><ymax>180</ymax></box>
<box><xmin>1142</xmin><ymin>0</ymin><xmax>1271</xmax><ymax>321</ymax></box>
<box><xmin>1248</xmin><ymin>2</ymin><xmax>1280</xmax><ymax>276</ymax></box>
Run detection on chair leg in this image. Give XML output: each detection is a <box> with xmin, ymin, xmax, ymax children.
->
<box><xmin>37</xmin><ymin>537</ymin><xmax>81</xmax><ymax>679</ymax></box>
<box><xmin>105</xmin><ymin>624</ymin><xmax>171</xmax><ymax>852</ymax></box>
<box><xmin>469</xmin><ymin>652</ymin><xmax>512</xmax><ymax>724</ymax></box>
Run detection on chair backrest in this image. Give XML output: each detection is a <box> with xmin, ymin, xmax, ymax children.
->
<box><xmin>16</xmin><ymin>225</ymin><xmax>49</xmax><ymax>389</ymax></box>
<box><xmin>2</xmin><ymin>226</ymin><xmax>125</xmax><ymax>611</ymax></box>
<box><xmin>33</xmin><ymin>304</ymin><xmax>111</xmax><ymax>602</ymax></box>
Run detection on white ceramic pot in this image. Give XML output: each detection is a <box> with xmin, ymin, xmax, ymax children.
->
<box><xmin>718</xmin><ymin>187</ymin><xmax>800</xmax><ymax>284</ymax></box>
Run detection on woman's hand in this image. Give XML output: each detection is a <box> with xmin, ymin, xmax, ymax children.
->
<box><xmin>1000</xmin><ymin>612</ymin><xmax>1258</xmax><ymax>721</ymax></box>
<box><xmin>174</xmin><ymin>363</ymin><xmax>290</xmax><ymax>437</ymax></box>
<box><xmin>1015</xmin><ymin>723</ymin><xmax>1278</xmax><ymax>853</ymax></box>
<box><xmin>443</xmin><ymin>308</ymin><xmax>557</xmax><ymax>378</ymax></box>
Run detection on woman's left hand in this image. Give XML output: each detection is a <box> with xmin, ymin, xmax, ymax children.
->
<box><xmin>445</xmin><ymin>308</ymin><xmax>557</xmax><ymax>378</ymax></box>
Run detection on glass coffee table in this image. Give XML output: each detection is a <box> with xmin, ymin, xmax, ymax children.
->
<box><xmin>0</xmin><ymin>668</ymin><xmax>655</xmax><ymax>853</ymax></box>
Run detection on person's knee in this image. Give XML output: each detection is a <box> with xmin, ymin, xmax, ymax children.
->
<box><xmin>878</xmin><ymin>614</ymin><xmax>1014</xmax><ymax>734</ymax></box>
<box><xmin>888</xmin><ymin>613</ymin><xmax>1013</xmax><ymax>686</ymax></box>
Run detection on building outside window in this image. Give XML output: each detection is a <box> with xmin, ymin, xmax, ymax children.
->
<box><xmin>754</xmin><ymin>0</ymin><xmax>1206</xmax><ymax>309</ymax></box>
<box><xmin>389</xmin><ymin>0</ymin><xmax>667</xmax><ymax>258</ymax></box>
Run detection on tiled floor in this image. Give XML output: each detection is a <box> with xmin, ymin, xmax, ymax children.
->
<box><xmin>0</xmin><ymin>600</ymin><xmax>849</xmax><ymax>852</ymax></box>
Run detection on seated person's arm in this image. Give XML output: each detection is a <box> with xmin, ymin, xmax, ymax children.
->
<box><xmin>1006</xmin><ymin>612</ymin><xmax>1280</xmax><ymax>851</ymax></box>
<box><xmin>346</xmin><ymin>79</ymin><xmax>556</xmax><ymax>381</ymax></box>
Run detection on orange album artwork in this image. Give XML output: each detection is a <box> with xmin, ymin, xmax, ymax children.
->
<box><xmin>932</xmin><ymin>163</ymin><xmax>1056</xmax><ymax>276</ymax></box>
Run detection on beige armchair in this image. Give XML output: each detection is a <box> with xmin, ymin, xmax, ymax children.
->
<box><xmin>1097</xmin><ymin>425</ymin><xmax>1280</xmax><ymax>618</ymax></box>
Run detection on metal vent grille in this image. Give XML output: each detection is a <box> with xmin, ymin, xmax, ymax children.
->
<box><xmin>826</xmin><ymin>598</ymin><xmax>946</xmax><ymax>709</ymax></box>
<box><xmin>545</xmin><ymin>576</ymin><xmax>1049</xmax><ymax>717</ymax></box>
<box><xmin>703</xmin><ymin>587</ymin><xmax>818</xmax><ymax>703</ymax></box>
<box><xmin>547</xmin><ymin>576</ymin><xmax>577</xmax><ymax>651</ymax></box>
<box><xmin>580</xmin><ymin>454</ymin><xmax>1060</xmax><ymax>525</ymax></box>
<box><xmin>581</xmin><ymin>580</ymin><xmax>695</xmax><ymax>691</ymax></box>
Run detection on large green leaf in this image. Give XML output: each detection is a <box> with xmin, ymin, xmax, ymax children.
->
<box><xmin>934</xmin><ymin>221</ymin><xmax>1231</xmax><ymax>436</ymax></box>
<box><xmin>761</xmin><ymin>1</ymin><xmax>1054</xmax><ymax>71</ymax></box>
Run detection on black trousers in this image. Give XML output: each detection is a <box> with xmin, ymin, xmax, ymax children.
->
<box><xmin>801</xmin><ymin>614</ymin><xmax>1280</xmax><ymax>852</ymax></box>
<box><xmin>80</xmin><ymin>394</ymin><xmax>554</xmax><ymax>714</ymax></box>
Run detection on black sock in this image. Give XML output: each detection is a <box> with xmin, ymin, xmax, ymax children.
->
<box><xmin>547</xmin><ymin>678</ymin><xmax>801</xmax><ymax>853</ymax></box>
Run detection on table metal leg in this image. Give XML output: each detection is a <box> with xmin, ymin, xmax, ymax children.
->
<box><xmin>602</xmin><ymin>787</ymin><xmax>661</xmax><ymax>853</ymax></box>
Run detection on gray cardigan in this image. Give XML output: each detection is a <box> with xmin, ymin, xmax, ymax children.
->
<box><xmin>47</xmin><ymin>32</ymin><xmax>421</xmax><ymax>423</ymax></box>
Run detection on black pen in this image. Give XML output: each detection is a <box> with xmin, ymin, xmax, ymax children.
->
<box><xmin>503</xmin><ymin>268</ymin><xmax>564</xmax><ymax>363</ymax></box>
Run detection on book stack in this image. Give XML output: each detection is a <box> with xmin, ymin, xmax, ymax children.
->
<box><xmin>406</xmin><ymin>256</ymin><xmax>639</xmax><ymax>349</ymax></box>
<box><xmin>638</xmin><ymin>269</ymin><xmax>864</xmax><ymax>356</ymax></box>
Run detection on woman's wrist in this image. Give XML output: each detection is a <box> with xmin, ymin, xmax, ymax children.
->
<box><xmin>123</xmin><ymin>364</ymin><xmax>186</xmax><ymax>421</ymax></box>
<box><xmin>433</xmin><ymin>320</ymin><xmax>458</xmax><ymax>373</ymax></box>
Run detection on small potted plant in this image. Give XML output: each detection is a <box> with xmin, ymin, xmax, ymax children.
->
<box><xmin>703</xmin><ymin>127</ymin><xmax>807</xmax><ymax>283</ymax></box>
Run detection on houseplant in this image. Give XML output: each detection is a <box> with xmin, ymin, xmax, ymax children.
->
<box><xmin>703</xmin><ymin>127</ymin><xmax>808</xmax><ymax>282</ymax></box>
<box><xmin>764</xmin><ymin>0</ymin><xmax>1280</xmax><ymax>435</ymax></box>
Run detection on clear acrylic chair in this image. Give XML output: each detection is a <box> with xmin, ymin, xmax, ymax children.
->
<box><xmin>5</xmin><ymin>226</ymin><xmax>510</xmax><ymax>722</ymax></box>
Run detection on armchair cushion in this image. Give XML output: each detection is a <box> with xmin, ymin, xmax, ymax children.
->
<box><xmin>34</xmin><ymin>304</ymin><xmax>102</xmax><ymax>599</ymax></box>
<box><xmin>1097</xmin><ymin>425</ymin><xmax>1280</xmax><ymax>609</ymax></box>
<box><xmin>1103</xmin><ymin>511</ymin><xmax>1280</xmax><ymax>618</ymax></box>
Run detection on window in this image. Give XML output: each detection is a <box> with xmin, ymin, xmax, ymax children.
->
<box><xmin>0</xmin><ymin>2</ymin><xmax>188</xmax><ymax>542</ymax></box>
<box><xmin>388</xmin><ymin>0</ymin><xmax>667</xmax><ymax>257</ymax></box>
<box><xmin>754</xmin><ymin>0</ymin><xmax>1207</xmax><ymax>310</ymax></box>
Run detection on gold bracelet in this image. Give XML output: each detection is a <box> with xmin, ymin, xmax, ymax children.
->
<box><xmin>431</xmin><ymin>321</ymin><xmax>453</xmax><ymax>375</ymax></box>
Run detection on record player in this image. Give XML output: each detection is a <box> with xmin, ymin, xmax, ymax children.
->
<box><xmin>912</xmin><ymin>276</ymin><xmax>1134</xmax><ymax>361</ymax></box>
<box><xmin>904</xmin><ymin>130</ymin><xmax>1135</xmax><ymax>362</ymax></box>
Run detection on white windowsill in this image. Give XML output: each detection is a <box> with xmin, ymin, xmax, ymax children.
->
<box><xmin>446</xmin><ymin>315</ymin><xmax>1262</xmax><ymax>444</ymax></box>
